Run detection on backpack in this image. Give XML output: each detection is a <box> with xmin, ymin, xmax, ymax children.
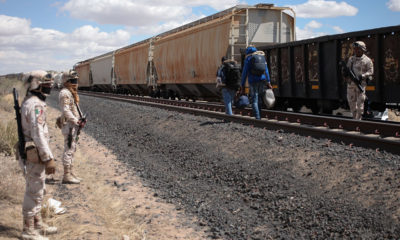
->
<box><xmin>250</xmin><ymin>51</ymin><xmax>266</xmax><ymax>76</ymax></box>
<box><xmin>234</xmin><ymin>95</ymin><xmax>249</xmax><ymax>109</ymax></box>
<box><xmin>223</xmin><ymin>61</ymin><xmax>241</xmax><ymax>91</ymax></box>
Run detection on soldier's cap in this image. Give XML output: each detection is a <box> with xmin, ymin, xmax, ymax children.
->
<box><xmin>24</xmin><ymin>70</ymin><xmax>53</xmax><ymax>90</ymax></box>
<box><xmin>352</xmin><ymin>41</ymin><xmax>367</xmax><ymax>52</ymax></box>
<box><xmin>62</xmin><ymin>70</ymin><xmax>79</xmax><ymax>84</ymax></box>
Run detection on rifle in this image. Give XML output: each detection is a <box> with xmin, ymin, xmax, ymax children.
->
<box><xmin>339</xmin><ymin>60</ymin><xmax>364</xmax><ymax>92</ymax></box>
<box><xmin>67</xmin><ymin>128</ymin><xmax>73</xmax><ymax>148</ymax></box>
<box><xmin>13</xmin><ymin>88</ymin><xmax>26</xmax><ymax>174</ymax></box>
<box><xmin>75</xmin><ymin>103</ymin><xmax>87</xmax><ymax>143</ymax></box>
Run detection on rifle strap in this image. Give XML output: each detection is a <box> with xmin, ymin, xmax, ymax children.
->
<box><xmin>350</xmin><ymin>61</ymin><xmax>354</xmax><ymax>75</ymax></box>
<box><xmin>74</xmin><ymin>102</ymin><xmax>83</xmax><ymax>119</ymax></box>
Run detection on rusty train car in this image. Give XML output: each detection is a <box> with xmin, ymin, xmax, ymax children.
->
<box><xmin>74</xmin><ymin>4</ymin><xmax>296</xmax><ymax>99</ymax></box>
<box><xmin>256</xmin><ymin>24</ymin><xmax>400</xmax><ymax>113</ymax></box>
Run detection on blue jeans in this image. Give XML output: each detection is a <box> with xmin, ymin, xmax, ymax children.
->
<box><xmin>222</xmin><ymin>87</ymin><xmax>236</xmax><ymax>115</ymax></box>
<box><xmin>250</xmin><ymin>81</ymin><xmax>265</xmax><ymax>119</ymax></box>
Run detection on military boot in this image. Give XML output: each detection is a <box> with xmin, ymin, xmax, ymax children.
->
<box><xmin>70</xmin><ymin>165</ymin><xmax>82</xmax><ymax>181</ymax></box>
<box><xmin>22</xmin><ymin>217</ymin><xmax>49</xmax><ymax>240</ymax></box>
<box><xmin>62</xmin><ymin>165</ymin><xmax>80</xmax><ymax>184</ymax></box>
<box><xmin>34</xmin><ymin>215</ymin><xmax>57</xmax><ymax>235</ymax></box>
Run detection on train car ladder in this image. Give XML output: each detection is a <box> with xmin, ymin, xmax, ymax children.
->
<box><xmin>230</xmin><ymin>8</ymin><xmax>249</xmax><ymax>62</ymax></box>
<box><xmin>147</xmin><ymin>38</ymin><xmax>156</xmax><ymax>88</ymax></box>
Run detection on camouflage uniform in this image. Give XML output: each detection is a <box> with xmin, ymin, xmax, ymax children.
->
<box><xmin>20</xmin><ymin>89</ymin><xmax>57</xmax><ymax>239</ymax></box>
<box><xmin>58</xmin><ymin>88</ymin><xmax>81</xmax><ymax>183</ymax></box>
<box><xmin>20</xmin><ymin>94</ymin><xmax>53</xmax><ymax>218</ymax></box>
<box><xmin>346</xmin><ymin>54</ymin><xmax>373</xmax><ymax>120</ymax></box>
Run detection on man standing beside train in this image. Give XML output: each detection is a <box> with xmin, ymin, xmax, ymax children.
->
<box><xmin>240</xmin><ymin>46</ymin><xmax>272</xmax><ymax>120</ymax></box>
<box><xmin>58</xmin><ymin>70</ymin><xmax>85</xmax><ymax>184</ymax></box>
<box><xmin>19</xmin><ymin>70</ymin><xmax>57</xmax><ymax>240</ymax></box>
<box><xmin>346</xmin><ymin>41</ymin><xmax>374</xmax><ymax>120</ymax></box>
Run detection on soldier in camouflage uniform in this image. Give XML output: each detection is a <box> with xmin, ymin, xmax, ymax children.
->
<box><xmin>346</xmin><ymin>41</ymin><xmax>374</xmax><ymax>120</ymax></box>
<box><xmin>19</xmin><ymin>70</ymin><xmax>57</xmax><ymax>240</ymax></box>
<box><xmin>58</xmin><ymin>70</ymin><xmax>84</xmax><ymax>184</ymax></box>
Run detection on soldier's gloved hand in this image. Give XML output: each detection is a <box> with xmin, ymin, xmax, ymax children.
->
<box><xmin>78</xmin><ymin>119</ymin><xmax>86</xmax><ymax>128</ymax></box>
<box><xmin>45</xmin><ymin>159</ymin><xmax>56</xmax><ymax>174</ymax></box>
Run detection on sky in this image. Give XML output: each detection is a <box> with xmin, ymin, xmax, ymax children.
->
<box><xmin>0</xmin><ymin>0</ymin><xmax>399</xmax><ymax>75</ymax></box>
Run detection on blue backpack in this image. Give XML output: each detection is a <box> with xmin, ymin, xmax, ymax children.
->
<box><xmin>250</xmin><ymin>53</ymin><xmax>266</xmax><ymax>76</ymax></box>
<box><xmin>235</xmin><ymin>95</ymin><xmax>249</xmax><ymax>109</ymax></box>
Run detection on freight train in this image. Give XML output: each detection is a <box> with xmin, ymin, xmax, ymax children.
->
<box><xmin>74</xmin><ymin>4</ymin><xmax>296</xmax><ymax>98</ymax></box>
<box><xmin>73</xmin><ymin>3</ymin><xmax>400</xmax><ymax>114</ymax></box>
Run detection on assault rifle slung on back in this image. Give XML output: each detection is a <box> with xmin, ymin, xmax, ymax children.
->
<box><xmin>13</xmin><ymin>88</ymin><xmax>26</xmax><ymax>174</ymax></box>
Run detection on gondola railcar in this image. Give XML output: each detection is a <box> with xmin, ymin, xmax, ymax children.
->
<box><xmin>257</xmin><ymin>25</ymin><xmax>400</xmax><ymax>113</ymax></box>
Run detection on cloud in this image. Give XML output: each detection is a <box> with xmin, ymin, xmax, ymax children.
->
<box><xmin>0</xmin><ymin>15</ymin><xmax>130</xmax><ymax>74</ymax></box>
<box><xmin>0</xmin><ymin>15</ymin><xmax>31</xmax><ymax>35</ymax></box>
<box><xmin>58</xmin><ymin>0</ymin><xmax>241</xmax><ymax>45</ymax></box>
<box><xmin>306</xmin><ymin>20</ymin><xmax>322</xmax><ymax>29</ymax></box>
<box><xmin>296</xmin><ymin>20</ymin><xmax>327</xmax><ymax>40</ymax></box>
<box><xmin>60</xmin><ymin>0</ymin><xmax>238</xmax><ymax>29</ymax></box>
<box><xmin>387</xmin><ymin>0</ymin><xmax>400</xmax><ymax>11</ymax></box>
<box><xmin>1</xmin><ymin>0</ymin><xmax>242</xmax><ymax>74</ymax></box>
<box><xmin>296</xmin><ymin>20</ymin><xmax>347</xmax><ymax>40</ymax></box>
<box><xmin>332</xmin><ymin>26</ymin><xmax>344</xmax><ymax>33</ymax></box>
<box><xmin>289</xmin><ymin>0</ymin><xmax>358</xmax><ymax>18</ymax></box>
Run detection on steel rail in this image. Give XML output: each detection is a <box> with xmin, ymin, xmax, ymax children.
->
<box><xmin>80</xmin><ymin>91</ymin><xmax>400</xmax><ymax>154</ymax></box>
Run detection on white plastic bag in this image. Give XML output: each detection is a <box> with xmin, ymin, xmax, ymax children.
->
<box><xmin>46</xmin><ymin>198</ymin><xmax>66</xmax><ymax>214</ymax></box>
<box><xmin>263</xmin><ymin>89</ymin><xmax>275</xmax><ymax>109</ymax></box>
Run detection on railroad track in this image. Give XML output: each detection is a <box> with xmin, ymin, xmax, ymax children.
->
<box><xmin>80</xmin><ymin>91</ymin><xmax>400</xmax><ymax>154</ymax></box>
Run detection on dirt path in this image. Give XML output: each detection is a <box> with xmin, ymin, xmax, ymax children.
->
<box><xmin>0</xmin><ymin>105</ymin><xmax>211</xmax><ymax>240</ymax></box>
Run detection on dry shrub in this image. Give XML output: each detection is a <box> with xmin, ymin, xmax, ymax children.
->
<box><xmin>53</xmin><ymin>150</ymin><xmax>146</xmax><ymax>240</ymax></box>
<box><xmin>0</xmin><ymin>77</ymin><xmax>24</xmax><ymax>95</ymax></box>
<box><xmin>0</xmin><ymin>93</ymin><xmax>15</xmax><ymax>112</ymax></box>
<box><xmin>40</xmin><ymin>201</ymin><xmax>56</xmax><ymax>219</ymax></box>
<box><xmin>0</xmin><ymin>78</ymin><xmax>26</xmax><ymax>112</ymax></box>
<box><xmin>0</xmin><ymin>120</ymin><xmax>18</xmax><ymax>156</ymax></box>
<box><xmin>0</xmin><ymin>153</ymin><xmax>24</xmax><ymax>203</ymax></box>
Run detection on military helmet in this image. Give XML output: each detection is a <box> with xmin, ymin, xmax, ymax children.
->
<box><xmin>62</xmin><ymin>70</ymin><xmax>79</xmax><ymax>84</ymax></box>
<box><xmin>24</xmin><ymin>70</ymin><xmax>54</xmax><ymax>91</ymax></box>
<box><xmin>352</xmin><ymin>41</ymin><xmax>367</xmax><ymax>52</ymax></box>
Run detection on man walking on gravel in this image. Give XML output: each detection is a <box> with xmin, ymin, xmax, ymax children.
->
<box><xmin>346</xmin><ymin>41</ymin><xmax>374</xmax><ymax>120</ymax></box>
<box><xmin>216</xmin><ymin>56</ymin><xmax>240</xmax><ymax>115</ymax></box>
<box><xmin>240</xmin><ymin>46</ymin><xmax>272</xmax><ymax>120</ymax></box>
<box><xmin>18</xmin><ymin>70</ymin><xmax>57</xmax><ymax>240</ymax></box>
<box><xmin>58</xmin><ymin>70</ymin><xmax>85</xmax><ymax>184</ymax></box>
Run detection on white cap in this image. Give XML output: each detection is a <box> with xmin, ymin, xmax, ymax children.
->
<box><xmin>62</xmin><ymin>70</ymin><xmax>79</xmax><ymax>84</ymax></box>
<box><xmin>24</xmin><ymin>70</ymin><xmax>53</xmax><ymax>90</ymax></box>
<box><xmin>353</xmin><ymin>41</ymin><xmax>367</xmax><ymax>52</ymax></box>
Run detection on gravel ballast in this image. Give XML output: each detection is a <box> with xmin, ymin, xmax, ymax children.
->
<box><xmin>48</xmin><ymin>93</ymin><xmax>400</xmax><ymax>239</ymax></box>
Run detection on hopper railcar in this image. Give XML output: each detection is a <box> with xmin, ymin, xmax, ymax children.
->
<box><xmin>74</xmin><ymin>3</ymin><xmax>296</xmax><ymax>99</ymax></box>
<box><xmin>257</xmin><ymin>24</ymin><xmax>400</xmax><ymax>113</ymax></box>
<box><xmin>74</xmin><ymin>60</ymin><xmax>91</xmax><ymax>90</ymax></box>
